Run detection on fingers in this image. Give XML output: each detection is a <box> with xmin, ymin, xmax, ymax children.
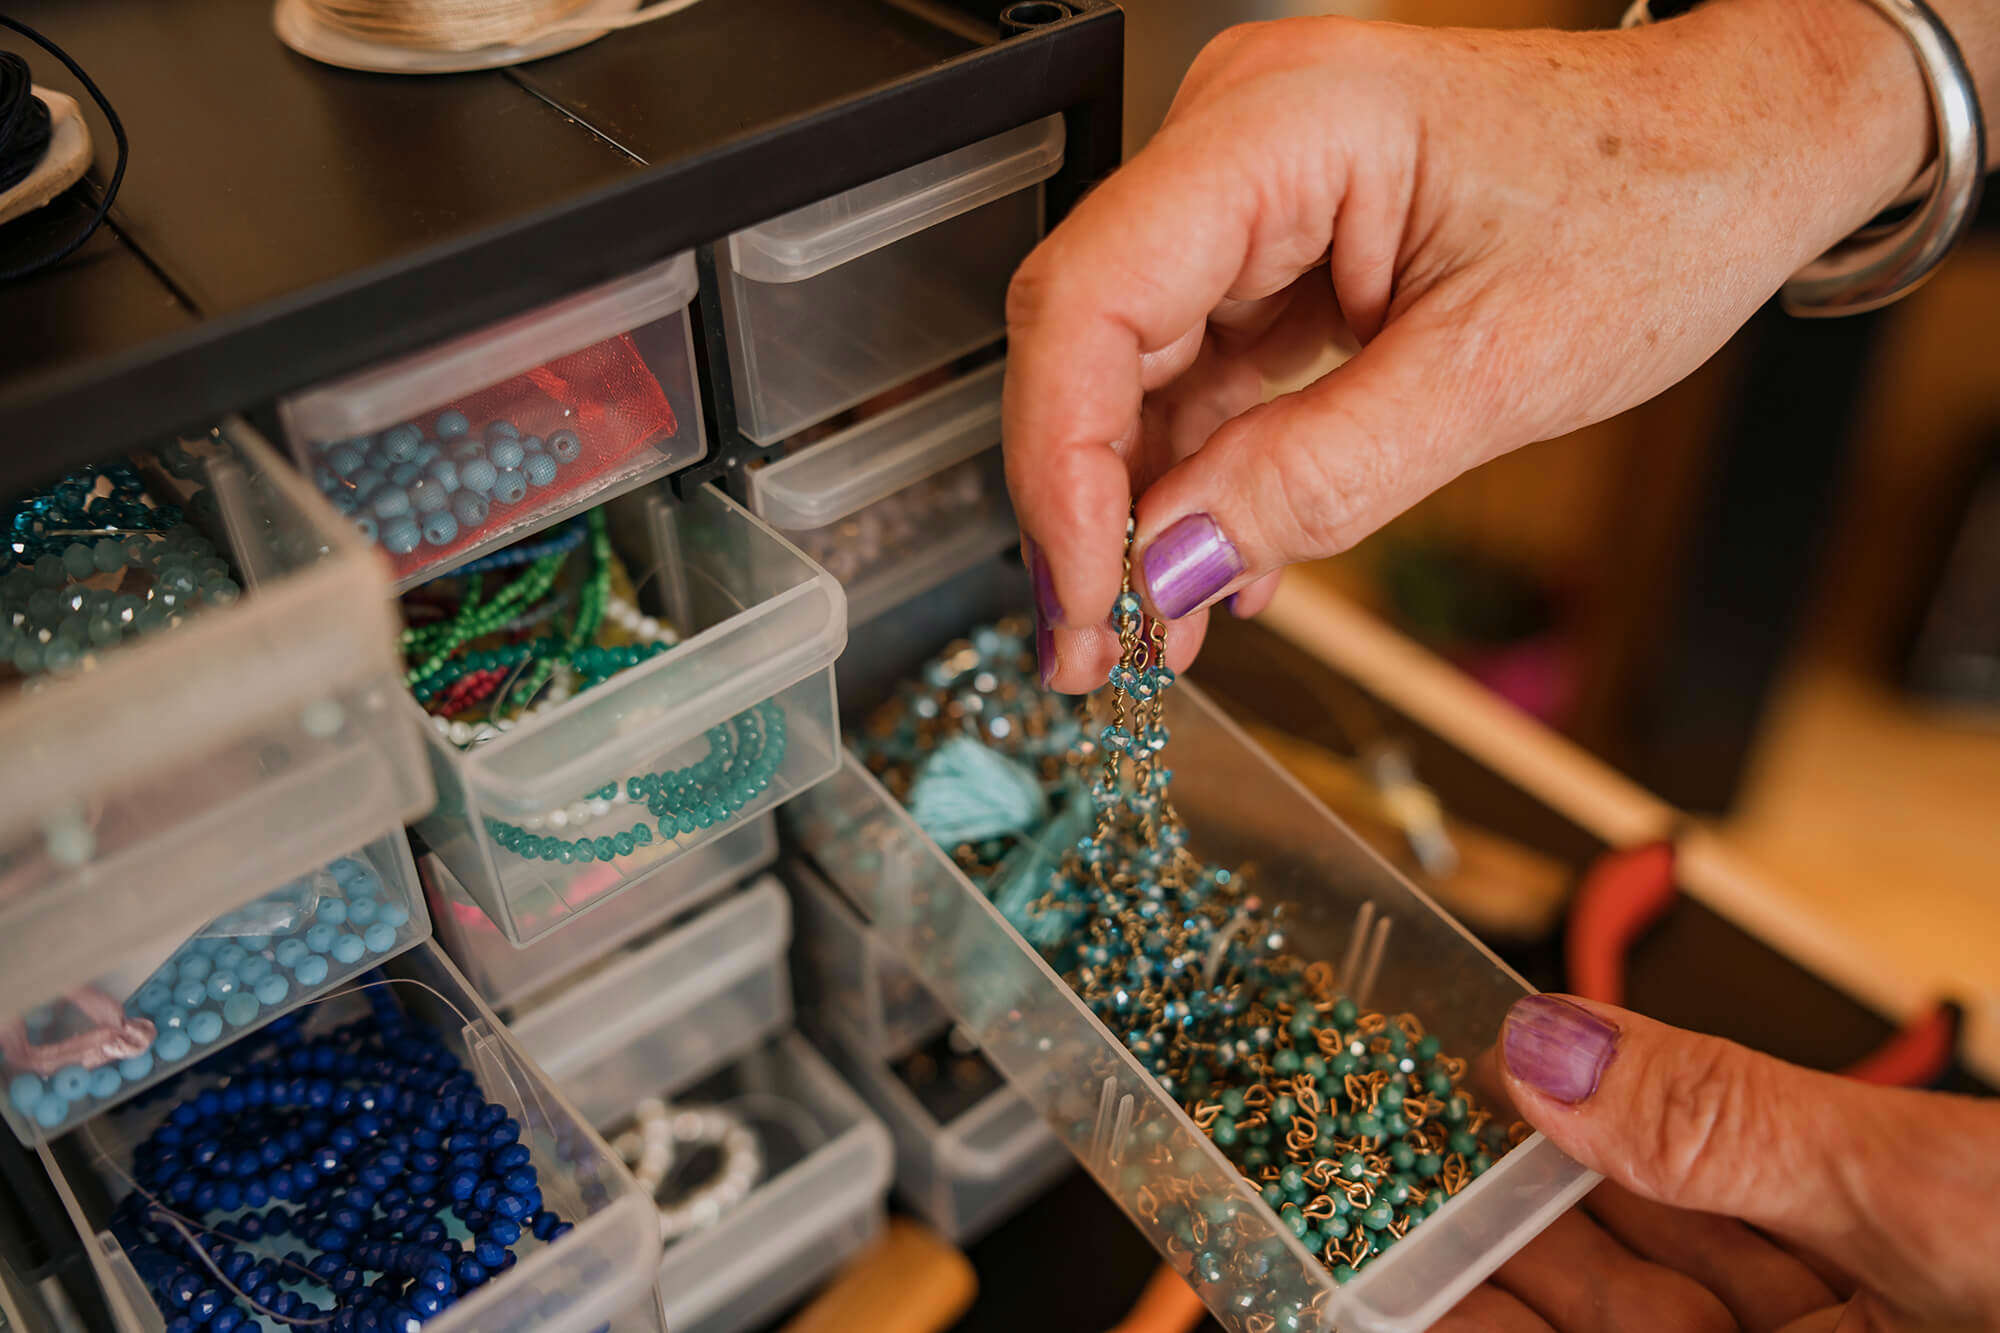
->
<box><xmin>1490</xmin><ymin>1208</ymin><xmax>1735</xmax><ymax>1333</ymax></box>
<box><xmin>1425</xmin><ymin>1284</ymin><xmax>1555</xmax><ymax>1333</ymax></box>
<box><xmin>1586</xmin><ymin>1182</ymin><xmax>1838</xmax><ymax>1332</ymax></box>
<box><xmin>1224</xmin><ymin>571</ymin><xmax>1281</xmax><ymax>619</ymax></box>
<box><xmin>1040</xmin><ymin>608</ymin><xmax>1208</xmax><ymax>696</ymax></box>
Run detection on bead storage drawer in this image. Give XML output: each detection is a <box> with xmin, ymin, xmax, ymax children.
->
<box><xmin>278</xmin><ymin>253</ymin><xmax>707</xmax><ymax>591</ymax></box>
<box><xmin>718</xmin><ymin>117</ymin><xmax>1063</xmax><ymax>445</ymax></box>
<box><xmin>3</xmin><ymin>834</ymin><xmax>428</xmax><ymax>1146</ymax></box>
<box><xmin>642</xmin><ymin>1034</ymin><xmax>892</xmax><ymax>1333</ymax></box>
<box><xmin>410</xmin><ymin>485</ymin><xmax>844</xmax><ymax>946</ymax></box>
<box><xmin>510</xmin><ymin>877</ymin><xmax>793</xmax><ymax>1130</ymax></box>
<box><xmin>0</xmin><ymin>425</ymin><xmax>430</xmax><ymax>1134</ymax></box>
<box><xmin>747</xmin><ymin>362</ymin><xmax>1017</xmax><ymax>625</ymax></box>
<box><xmin>790</xmin><ymin>683</ymin><xmax>1598</xmax><ymax>1333</ymax></box>
<box><xmin>788</xmin><ymin>858</ymin><xmax>945</xmax><ymax>1063</ymax></box>
<box><xmin>35</xmin><ymin>941</ymin><xmax>666</xmax><ymax>1333</ymax></box>
<box><xmin>423</xmin><ymin>815</ymin><xmax>777</xmax><ymax>1013</ymax></box>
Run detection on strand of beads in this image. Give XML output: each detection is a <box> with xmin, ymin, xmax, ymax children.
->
<box><xmin>110</xmin><ymin>989</ymin><xmax>574</xmax><ymax>1333</ymax></box>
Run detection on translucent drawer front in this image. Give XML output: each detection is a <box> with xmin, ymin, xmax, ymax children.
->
<box><xmin>413</xmin><ymin>485</ymin><xmax>844</xmax><ymax>946</ymax></box>
<box><xmin>788</xmin><ymin>858</ymin><xmax>945</xmax><ymax>1062</ymax></box>
<box><xmin>3</xmin><ymin>834</ymin><xmax>428</xmax><ymax>1146</ymax></box>
<box><xmin>820</xmin><ymin>1017</ymin><xmax>1072</xmax><ymax>1244</ymax></box>
<box><xmin>511</xmin><ymin>877</ymin><xmax>793</xmax><ymax>1128</ymax></box>
<box><xmin>653</xmin><ymin>1034</ymin><xmax>893</xmax><ymax>1333</ymax></box>
<box><xmin>719</xmin><ymin>118</ymin><xmax>1062</xmax><ymax>444</ymax></box>
<box><xmin>280</xmin><ymin>253</ymin><xmax>707</xmax><ymax>590</ymax></box>
<box><xmin>0</xmin><ymin>423</ymin><xmax>431</xmax><ymax>1055</ymax></box>
<box><xmin>789</xmin><ymin>684</ymin><xmax>1599</xmax><ymax>1333</ymax></box>
<box><xmin>424</xmin><ymin>816</ymin><xmax>777</xmax><ymax>1013</ymax></box>
<box><xmin>36</xmin><ymin>941</ymin><xmax>665</xmax><ymax>1333</ymax></box>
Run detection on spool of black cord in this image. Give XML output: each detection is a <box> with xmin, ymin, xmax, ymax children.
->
<box><xmin>0</xmin><ymin>52</ymin><xmax>53</xmax><ymax>193</ymax></box>
<box><xmin>0</xmin><ymin>16</ymin><xmax>127</xmax><ymax>281</ymax></box>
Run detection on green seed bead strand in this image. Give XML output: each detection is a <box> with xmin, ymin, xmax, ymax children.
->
<box><xmin>499</xmin><ymin>509</ymin><xmax>614</xmax><ymax>715</ymax></box>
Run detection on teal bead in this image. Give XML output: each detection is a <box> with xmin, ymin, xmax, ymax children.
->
<box><xmin>223</xmin><ymin>992</ymin><xmax>259</xmax><ymax>1026</ymax></box>
<box><xmin>1448</xmin><ymin>1129</ymin><xmax>1478</xmax><ymax>1157</ymax></box>
<box><xmin>188</xmin><ymin>1011</ymin><xmax>224</xmax><ymax>1044</ymax></box>
<box><xmin>1340</xmin><ymin>1152</ymin><xmax>1366</xmax><ymax>1180</ymax></box>
<box><xmin>255</xmin><ymin>974</ymin><xmax>289</xmax><ymax>1005</ymax></box>
<box><xmin>293</xmin><ymin>955</ymin><xmax>329</xmax><ymax>986</ymax></box>
<box><xmin>1362</xmin><ymin>1202</ymin><xmax>1394</xmax><ymax>1231</ymax></box>
<box><xmin>1415</xmin><ymin>1152</ymin><xmax>1441</xmax><ymax>1178</ymax></box>
<box><xmin>363</xmin><ymin>922</ymin><xmax>397</xmax><ymax>953</ymax></box>
<box><xmin>1331</xmin><ymin>999</ymin><xmax>1358</xmax><ymax>1027</ymax></box>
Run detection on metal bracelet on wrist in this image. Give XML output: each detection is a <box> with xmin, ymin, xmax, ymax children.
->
<box><xmin>1624</xmin><ymin>0</ymin><xmax>1986</xmax><ymax>317</ymax></box>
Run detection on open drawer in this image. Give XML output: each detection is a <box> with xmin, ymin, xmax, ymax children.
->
<box><xmin>412</xmin><ymin>485</ymin><xmax>843</xmax><ymax>946</ymax></box>
<box><xmin>787</xmin><ymin>858</ymin><xmax>945</xmax><ymax>1063</ymax></box>
<box><xmin>279</xmin><ymin>253</ymin><xmax>707</xmax><ymax>590</ymax></box>
<box><xmin>789</xmin><ymin>683</ymin><xmax>1597</xmax><ymax>1333</ymax></box>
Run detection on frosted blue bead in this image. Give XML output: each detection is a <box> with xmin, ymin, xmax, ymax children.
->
<box><xmin>547</xmin><ymin>430</ymin><xmax>582</xmax><ymax>463</ymax></box>
<box><xmin>174</xmin><ymin>979</ymin><xmax>207</xmax><ymax>1008</ymax></box>
<box><xmin>353</xmin><ymin>514</ymin><xmax>379</xmax><ymax>543</ymax></box>
<box><xmin>214</xmin><ymin>944</ymin><xmax>247</xmax><ymax>970</ymax></box>
<box><xmin>32</xmin><ymin>1095</ymin><xmax>66</xmax><ymax>1129</ymax></box>
<box><xmin>413</xmin><ymin>442</ymin><xmax>440</xmax><ymax>466</ymax></box>
<box><xmin>486</xmin><ymin>420</ymin><xmax>520</xmax><ymax>441</ymax></box>
<box><xmin>188</xmin><ymin>1011</ymin><xmax>224</xmax><ymax>1045</ymax></box>
<box><xmin>331</xmin><ymin>934</ymin><xmax>366</xmax><ymax>965</ymax></box>
<box><xmin>153</xmin><ymin>1029</ymin><xmax>192</xmax><ymax>1062</ymax></box>
<box><xmin>88</xmin><ymin>1066</ymin><xmax>122</xmax><ymax>1099</ymax></box>
<box><xmin>520</xmin><ymin>435</ymin><xmax>544</xmax><ymax>454</ymax></box>
<box><xmin>487</xmin><ymin>439</ymin><xmax>525</xmax><ymax>470</ymax></box>
<box><xmin>241</xmin><ymin>933</ymin><xmax>271</xmax><ymax>951</ymax></box>
<box><xmin>275</xmin><ymin>938</ymin><xmax>310</xmax><ymax>968</ymax></box>
<box><xmin>389</xmin><ymin>461</ymin><xmax>424</xmax><ymax>487</ymax></box>
<box><xmin>306</xmin><ymin>923</ymin><xmax>338</xmax><ymax>952</ymax></box>
<box><xmin>52</xmin><ymin>1066</ymin><xmax>90</xmax><ymax>1100</ymax></box>
<box><xmin>370</xmin><ymin>489</ymin><xmax>411</xmax><ymax>519</ymax></box>
<box><xmin>523</xmin><ymin>454</ymin><xmax>558</xmax><ymax>488</ymax></box>
<box><xmin>350</xmin><ymin>468</ymin><xmax>386</xmax><ymax>500</ymax></box>
<box><xmin>451</xmin><ymin>491</ymin><xmax>489</xmax><ymax>526</ymax></box>
<box><xmin>436</xmin><ymin>410</ymin><xmax>471</xmax><ymax>439</ymax></box>
<box><xmin>223</xmin><ymin>993</ymin><xmax>260</xmax><ymax>1027</ymax></box>
<box><xmin>9</xmin><ymin>1074</ymin><xmax>45</xmax><ymax>1111</ymax></box>
<box><xmin>427</xmin><ymin>459</ymin><xmax>460</xmax><ymax>492</ymax></box>
<box><xmin>409</xmin><ymin>479</ymin><xmax>450</xmax><ymax>514</ymax></box>
<box><xmin>205</xmin><ymin>971</ymin><xmax>240</xmax><ymax>1001</ymax></box>
<box><xmin>421</xmin><ymin>512</ymin><xmax>459</xmax><ymax>547</ymax></box>
<box><xmin>381</xmin><ymin>518</ymin><xmax>422</xmax><ymax>556</ymax></box>
<box><xmin>318</xmin><ymin>898</ymin><xmax>348</xmax><ymax>926</ymax></box>
<box><xmin>326</xmin><ymin>444</ymin><xmax>366</xmax><ymax>477</ymax></box>
<box><xmin>347</xmin><ymin>896</ymin><xmax>379</xmax><ymax>926</ymax></box>
<box><xmin>133</xmin><ymin>981</ymin><xmax>172</xmax><ymax>1014</ymax></box>
<box><xmin>118</xmin><ymin>1052</ymin><xmax>154</xmax><ymax>1082</ymax></box>
<box><xmin>293</xmin><ymin>955</ymin><xmax>329</xmax><ymax>986</ymax></box>
<box><xmin>255</xmin><ymin>975</ymin><xmax>289</xmax><ymax>1006</ymax></box>
<box><xmin>239</xmin><ymin>955</ymin><xmax>272</xmax><ymax>983</ymax></box>
<box><xmin>382</xmin><ymin>424</ymin><xmax>423</xmax><ymax>461</ymax></box>
<box><xmin>363</xmin><ymin>922</ymin><xmax>397</xmax><ymax>954</ymax></box>
<box><xmin>459</xmin><ymin>458</ymin><xmax>498</xmax><ymax>494</ymax></box>
<box><xmin>376</xmin><ymin>902</ymin><xmax>411</xmax><ymax>929</ymax></box>
<box><xmin>177</xmin><ymin>953</ymin><xmax>212</xmax><ymax>981</ymax></box>
<box><xmin>492</xmin><ymin>469</ymin><xmax>528</xmax><ymax>505</ymax></box>
<box><xmin>331</xmin><ymin>858</ymin><xmax>372</xmax><ymax>887</ymax></box>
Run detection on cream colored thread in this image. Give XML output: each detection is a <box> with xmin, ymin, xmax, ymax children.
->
<box><xmin>300</xmin><ymin>0</ymin><xmax>707</xmax><ymax>52</ymax></box>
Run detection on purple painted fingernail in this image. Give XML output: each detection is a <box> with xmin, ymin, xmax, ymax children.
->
<box><xmin>1141</xmin><ymin>513</ymin><xmax>1244</xmax><ymax>620</ymax></box>
<box><xmin>1503</xmin><ymin>995</ymin><xmax>1619</xmax><ymax>1104</ymax></box>
<box><xmin>1025</xmin><ymin>538</ymin><xmax>1061</xmax><ymax>687</ymax></box>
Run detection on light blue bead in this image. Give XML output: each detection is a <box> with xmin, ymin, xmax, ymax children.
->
<box><xmin>486</xmin><ymin>420</ymin><xmax>520</xmax><ymax>441</ymax></box>
<box><xmin>547</xmin><ymin>430</ymin><xmax>582</xmax><ymax>463</ymax></box>
<box><xmin>9</xmin><ymin>1074</ymin><xmax>45</xmax><ymax>1111</ymax></box>
<box><xmin>381</xmin><ymin>518</ymin><xmax>422</xmax><ymax>556</ymax></box>
<box><xmin>305</xmin><ymin>923</ymin><xmax>337</xmax><ymax>953</ymax></box>
<box><xmin>214</xmin><ymin>944</ymin><xmax>247</xmax><ymax>970</ymax></box>
<box><xmin>314</xmin><ymin>465</ymin><xmax>342</xmax><ymax>496</ymax></box>
<box><xmin>376</xmin><ymin>902</ymin><xmax>411</xmax><ymax>929</ymax></box>
<box><xmin>331</xmin><ymin>857</ymin><xmax>370</xmax><ymax>887</ymax></box>
<box><xmin>492</xmin><ymin>469</ymin><xmax>528</xmax><ymax>505</ymax></box>
<box><xmin>371</xmin><ymin>489</ymin><xmax>412</xmax><ymax>519</ymax></box>
<box><xmin>275</xmin><ymin>938</ymin><xmax>309</xmax><ymax>968</ymax></box>
<box><xmin>459</xmin><ymin>459</ymin><xmax>498</xmax><ymax>494</ymax></box>
<box><xmin>32</xmin><ymin>1095</ymin><xmax>67</xmax><ymax>1129</ymax></box>
<box><xmin>382</xmin><ymin>424</ymin><xmax>423</xmax><ymax>461</ymax></box>
<box><xmin>436</xmin><ymin>410</ymin><xmax>471</xmax><ymax>439</ymax></box>
<box><xmin>239</xmin><ymin>955</ymin><xmax>272</xmax><ymax>983</ymax></box>
<box><xmin>353</xmin><ymin>514</ymin><xmax>379</xmax><ymax>544</ymax></box>
<box><xmin>363</xmin><ymin>922</ymin><xmax>398</xmax><ymax>954</ymax></box>
<box><xmin>52</xmin><ymin>1066</ymin><xmax>90</xmax><ymax>1100</ymax></box>
<box><xmin>188</xmin><ymin>1011</ymin><xmax>224</xmax><ymax>1045</ymax></box>
<box><xmin>520</xmin><ymin>435</ymin><xmax>545</xmax><ymax>454</ymax></box>
<box><xmin>255</xmin><ymin>975</ymin><xmax>289</xmax><ymax>1006</ymax></box>
<box><xmin>326</xmin><ymin>444</ymin><xmax>366</xmax><ymax>477</ymax></box>
<box><xmin>487</xmin><ymin>439</ymin><xmax>525</xmax><ymax>470</ymax></box>
<box><xmin>347</xmin><ymin>896</ymin><xmax>379</xmax><ymax>926</ymax></box>
<box><xmin>350</xmin><ymin>468</ymin><xmax>386</xmax><ymax>500</ymax></box>
<box><xmin>389</xmin><ymin>461</ymin><xmax>424</xmax><ymax>487</ymax></box>
<box><xmin>88</xmin><ymin>1066</ymin><xmax>122</xmax><ymax>1099</ymax></box>
<box><xmin>427</xmin><ymin>459</ymin><xmax>460</xmax><ymax>492</ymax></box>
<box><xmin>241</xmin><ymin>933</ymin><xmax>271</xmax><ymax>951</ymax></box>
<box><xmin>153</xmin><ymin>1029</ymin><xmax>192</xmax><ymax>1063</ymax></box>
<box><xmin>413</xmin><ymin>442</ymin><xmax>440</xmax><ymax>466</ymax></box>
<box><xmin>293</xmin><ymin>955</ymin><xmax>329</xmax><ymax>987</ymax></box>
<box><xmin>421</xmin><ymin>512</ymin><xmax>459</xmax><ymax>547</ymax></box>
<box><xmin>205</xmin><ymin>971</ymin><xmax>240</xmax><ymax>1001</ymax></box>
<box><xmin>409</xmin><ymin>479</ymin><xmax>450</xmax><ymax>514</ymax></box>
<box><xmin>524</xmin><ymin>454</ymin><xmax>558</xmax><ymax>488</ymax></box>
<box><xmin>331</xmin><ymin>934</ymin><xmax>366</xmax><ymax>965</ymax></box>
<box><xmin>133</xmin><ymin>981</ymin><xmax>172</xmax><ymax>1014</ymax></box>
<box><xmin>451</xmin><ymin>490</ymin><xmax>489</xmax><ymax>527</ymax></box>
<box><xmin>318</xmin><ymin>898</ymin><xmax>348</xmax><ymax>926</ymax></box>
<box><xmin>177</xmin><ymin>952</ymin><xmax>211</xmax><ymax>981</ymax></box>
<box><xmin>118</xmin><ymin>1052</ymin><xmax>154</xmax><ymax>1082</ymax></box>
<box><xmin>174</xmin><ymin>979</ymin><xmax>207</xmax><ymax>1009</ymax></box>
<box><xmin>223</xmin><ymin>993</ymin><xmax>259</xmax><ymax>1027</ymax></box>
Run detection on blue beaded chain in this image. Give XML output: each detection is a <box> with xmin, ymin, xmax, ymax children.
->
<box><xmin>111</xmin><ymin>987</ymin><xmax>575</xmax><ymax>1333</ymax></box>
<box><xmin>448</xmin><ymin>517</ymin><xmax>587</xmax><ymax>578</ymax></box>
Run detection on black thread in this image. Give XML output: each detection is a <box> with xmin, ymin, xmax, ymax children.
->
<box><xmin>0</xmin><ymin>15</ymin><xmax>128</xmax><ymax>281</ymax></box>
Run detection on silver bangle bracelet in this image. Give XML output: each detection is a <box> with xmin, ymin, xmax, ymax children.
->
<box><xmin>1624</xmin><ymin>0</ymin><xmax>1987</xmax><ymax>317</ymax></box>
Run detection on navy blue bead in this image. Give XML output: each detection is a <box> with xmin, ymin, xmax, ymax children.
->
<box><xmin>492</xmin><ymin>1143</ymin><xmax>531</xmax><ymax>1171</ymax></box>
<box><xmin>209</xmin><ymin>1308</ymin><xmax>244</xmax><ymax>1333</ymax></box>
<box><xmin>473</xmin><ymin>1239</ymin><xmax>507</xmax><ymax>1268</ymax></box>
<box><xmin>493</xmin><ymin>1192</ymin><xmax>530</xmax><ymax>1221</ymax></box>
<box><xmin>188</xmin><ymin>1288</ymin><xmax>224</xmax><ymax>1321</ymax></box>
<box><xmin>471</xmin><ymin>1180</ymin><xmax>498</xmax><ymax>1211</ymax></box>
<box><xmin>446</xmin><ymin>1170</ymin><xmax>477</xmax><ymax>1202</ymax></box>
<box><xmin>408</xmin><ymin>1290</ymin><xmax>445</xmax><ymax>1318</ymax></box>
<box><xmin>453</xmin><ymin>1258</ymin><xmax>486</xmax><ymax>1288</ymax></box>
<box><xmin>483</xmin><ymin>1218</ymin><xmax>521</xmax><ymax>1246</ymax></box>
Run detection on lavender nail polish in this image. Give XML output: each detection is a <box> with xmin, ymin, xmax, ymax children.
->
<box><xmin>1503</xmin><ymin>995</ymin><xmax>1619</xmax><ymax>1104</ymax></box>
<box><xmin>1141</xmin><ymin>513</ymin><xmax>1244</xmax><ymax>620</ymax></box>
<box><xmin>1026</xmin><ymin>538</ymin><xmax>1061</xmax><ymax>687</ymax></box>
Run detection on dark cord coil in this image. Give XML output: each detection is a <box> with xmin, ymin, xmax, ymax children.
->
<box><xmin>0</xmin><ymin>16</ymin><xmax>128</xmax><ymax>282</ymax></box>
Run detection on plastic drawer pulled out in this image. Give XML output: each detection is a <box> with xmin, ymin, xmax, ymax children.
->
<box><xmin>0</xmin><ymin>423</ymin><xmax>430</xmax><ymax>1099</ymax></box>
<box><xmin>789</xmin><ymin>683</ymin><xmax>1598</xmax><ymax>1333</ymax></box>
<box><xmin>279</xmin><ymin>253</ymin><xmax>708</xmax><ymax>590</ymax></box>
<box><xmin>412</xmin><ymin>485</ymin><xmax>844</xmax><ymax>947</ymax></box>
<box><xmin>424</xmin><ymin>815</ymin><xmax>778</xmax><ymax>1013</ymax></box>
<box><xmin>719</xmin><ymin>119</ymin><xmax>1062</xmax><ymax>445</ymax></box>
<box><xmin>787</xmin><ymin>858</ymin><xmax>945</xmax><ymax>1062</ymax></box>
<box><xmin>36</xmin><ymin>942</ymin><xmax>666</xmax><ymax>1333</ymax></box>
<box><xmin>510</xmin><ymin>877</ymin><xmax>794</xmax><ymax>1128</ymax></box>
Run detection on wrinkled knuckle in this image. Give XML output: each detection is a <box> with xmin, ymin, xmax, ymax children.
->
<box><xmin>1005</xmin><ymin>253</ymin><xmax>1058</xmax><ymax>335</ymax></box>
<box><xmin>1632</xmin><ymin>1039</ymin><xmax>1770</xmax><ymax>1209</ymax></box>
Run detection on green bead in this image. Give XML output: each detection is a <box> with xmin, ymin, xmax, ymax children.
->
<box><xmin>1340</xmin><ymin>1152</ymin><xmax>1366</xmax><ymax>1180</ymax></box>
<box><xmin>1278</xmin><ymin>1203</ymin><xmax>1306</xmax><ymax>1238</ymax></box>
<box><xmin>1444</xmin><ymin>1095</ymin><xmax>1470</xmax><ymax>1126</ymax></box>
<box><xmin>1354</xmin><ymin>1113</ymin><xmax>1382</xmax><ymax>1140</ymax></box>
<box><xmin>1269</xmin><ymin>1096</ymin><xmax>1295</xmax><ymax>1125</ymax></box>
<box><xmin>1298</xmin><ymin>1227</ymin><xmax>1322</xmax><ymax>1253</ymax></box>
<box><xmin>1390</xmin><ymin>1142</ymin><xmax>1415</xmax><ymax>1171</ymax></box>
<box><xmin>1362</xmin><ymin>1202</ymin><xmax>1393</xmax><ymax>1231</ymax></box>
<box><xmin>1332</xmin><ymin>999</ymin><xmax>1358</xmax><ymax>1027</ymax></box>
<box><xmin>1272</xmin><ymin>1049</ymin><xmax>1301</xmax><ymax>1075</ymax></box>
<box><xmin>1471</xmin><ymin>1151</ymin><xmax>1494</xmax><ymax>1175</ymax></box>
<box><xmin>1261</xmin><ymin>1182</ymin><xmax>1285</xmax><ymax>1209</ymax></box>
<box><xmin>1426</xmin><ymin>1070</ymin><xmax>1453</xmax><ymax>1097</ymax></box>
<box><xmin>1448</xmin><ymin>1129</ymin><xmax>1478</xmax><ymax>1157</ymax></box>
<box><xmin>1212</xmin><ymin>1119</ymin><xmax>1238</xmax><ymax>1147</ymax></box>
<box><xmin>1415</xmin><ymin>1152</ymin><xmax>1441</xmax><ymax>1178</ymax></box>
<box><xmin>1218</xmin><ymin>1089</ymin><xmax>1246</xmax><ymax>1117</ymax></box>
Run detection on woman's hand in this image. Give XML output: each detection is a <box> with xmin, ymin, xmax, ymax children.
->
<box><xmin>1004</xmin><ymin>0</ymin><xmax>1930</xmax><ymax>692</ymax></box>
<box><xmin>1445</xmin><ymin>996</ymin><xmax>2000</xmax><ymax>1331</ymax></box>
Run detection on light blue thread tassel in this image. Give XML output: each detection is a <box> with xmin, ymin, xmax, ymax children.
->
<box><xmin>990</xmin><ymin>782</ymin><xmax>1092</xmax><ymax>949</ymax></box>
<box><xmin>906</xmin><ymin>737</ymin><xmax>1049</xmax><ymax>847</ymax></box>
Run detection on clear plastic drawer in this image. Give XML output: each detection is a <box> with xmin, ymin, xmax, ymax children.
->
<box><xmin>412</xmin><ymin>485</ymin><xmax>844</xmax><ymax>946</ymax></box>
<box><xmin>510</xmin><ymin>877</ymin><xmax>793</xmax><ymax>1129</ymax></box>
<box><xmin>789</xmin><ymin>684</ymin><xmax>1598</xmax><ymax>1333</ymax></box>
<box><xmin>424</xmin><ymin>816</ymin><xmax>777</xmax><ymax>1013</ymax></box>
<box><xmin>36</xmin><ymin>941</ymin><xmax>666</xmax><ymax>1333</ymax></box>
<box><xmin>719</xmin><ymin>118</ymin><xmax>1062</xmax><ymax>444</ymax></box>
<box><xmin>279</xmin><ymin>253</ymin><xmax>707</xmax><ymax>590</ymax></box>
<box><xmin>788</xmin><ymin>858</ymin><xmax>945</xmax><ymax>1062</ymax></box>
<box><xmin>0</xmin><ymin>424</ymin><xmax>431</xmax><ymax>1115</ymax></box>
